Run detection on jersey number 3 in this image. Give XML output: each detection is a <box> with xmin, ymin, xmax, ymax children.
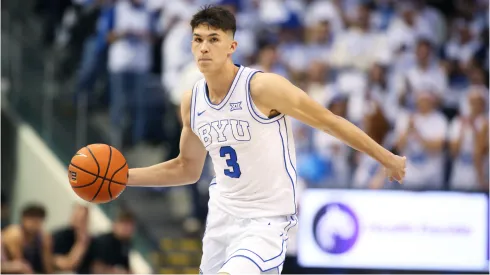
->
<box><xmin>220</xmin><ymin>146</ymin><xmax>241</xmax><ymax>178</ymax></box>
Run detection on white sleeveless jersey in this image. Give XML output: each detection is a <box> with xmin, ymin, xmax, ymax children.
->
<box><xmin>190</xmin><ymin>65</ymin><xmax>297</xmax><ymax>218</ymax></box>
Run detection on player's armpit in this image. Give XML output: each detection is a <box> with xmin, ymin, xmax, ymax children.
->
<box><xmin>250</xmin><ymin>73</ymin><xmax>403</xmax><ymax>174</ymax></box>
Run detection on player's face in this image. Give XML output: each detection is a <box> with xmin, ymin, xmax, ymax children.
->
<box><xmin>191</xmin><ymin>24</ymin><xmax>237</xmax><ymax>73</ymax></box>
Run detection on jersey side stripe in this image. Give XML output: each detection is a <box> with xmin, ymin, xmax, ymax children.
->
<box><xmin>245</xmin><ymin>70</ymin><xmax>285</xmax><ymax>124</ymax></box>
<box><xmin>282</xmin><ymin>117</ymin><xmax>298</xmax><ymax>182</ymax></box>
<box><xmin>276</xmin><ymin>119</ymin><xmax>297</xmax><ymax>214</ymax></box>
<box><xmin>190</xmin><ymin>81</ymin><xmax>199</xmax><ymax>132</ymax></box>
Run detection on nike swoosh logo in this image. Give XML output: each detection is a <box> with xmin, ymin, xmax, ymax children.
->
<box><xmin>75</xmin><ymin>153</ymin><xmax>88</xmax><ymax>157</ymax></box>
<box><xmin>197</xmin><ymin>110</ymin><xmax>206</xmax><ymax>116</ymax></box>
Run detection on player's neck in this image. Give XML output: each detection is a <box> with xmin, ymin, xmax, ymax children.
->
<box><xmin>204</xmin><ymin>62</ymin><xmax>239</xmax><ymax>101</ymax></box>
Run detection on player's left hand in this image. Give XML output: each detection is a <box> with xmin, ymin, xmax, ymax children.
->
<box><xmin>383</xmin><ymin>155</ymin><xmax>406</xmax><ymax>184</ymax></box>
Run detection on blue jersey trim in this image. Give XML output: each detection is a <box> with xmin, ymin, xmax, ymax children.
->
<box><xmin>190</xmin><ymin>81</ymin><xmax>200</xmax><ymax>132</ymax></box>
<box><xmin>282</xmin><ymin>117</ymin><xmax>298</xmax><ymax>185</ymax></box>
<box><xmin>277</xmin><ymin>120</ymin><xmax>297</xmax><ymax>214</ymax></box>
<box><xmin>222</xmin><ymin>238</ymin><xmax>288</xmax><ymax>272</ymax></box>
<box><xmin>245</xmin><ymin>70</ymin><xmax>285</xmax><ymax>124</ymax></box>
<box><xmin>204</xmin><ymin>65</ymin><xmax>244</xmax><ymax>110</ymax></box>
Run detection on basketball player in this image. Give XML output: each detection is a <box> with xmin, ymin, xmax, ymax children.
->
<box><xmin>127</xmin><ymin>6</ymin><xmax>406</xmax><ymax>274</ymax></box>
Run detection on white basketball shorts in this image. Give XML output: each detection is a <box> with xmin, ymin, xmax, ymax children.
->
<box><xmin>199</xmin><ymin>196</ymin><xmax>298</xmax><ymax>274</ymax></box>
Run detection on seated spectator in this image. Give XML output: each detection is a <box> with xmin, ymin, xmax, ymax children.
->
<box><xmin>394</xmin><ymin>90</ymin><xmax>448</xmax><ymax>190</ymax></box>
<box><xmin>449</xmin><ymin>89</ymin><xmax>489</xmax><ymax>191</ymax></box>
<box><xmin>91</xmin><ymin>211</ymin><xmax>135</xmax><ymax>274</ymax></box>
<box><xmin>1</xmin><ymin>236</ymin><xmax>32</xmax><ymax>274</ymax></box>
<box><xmin>52</xmin><ymin>204</ymin><xmax>93</xmax><ymax>274</ymax></box>
<box><xmin>2</xmin><ymin>204</ymin><xmax>53</xmax><ymax>274</ymax></box>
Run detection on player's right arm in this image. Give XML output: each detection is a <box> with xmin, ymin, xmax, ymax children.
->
<box><xmin>127</xmin><ymin>90</ymin><xmax>207</xmax><ymax>187</ymax></box>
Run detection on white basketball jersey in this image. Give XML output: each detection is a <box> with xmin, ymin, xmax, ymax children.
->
<box><xmin>190</xmin><ymin>65</ymin><xmax>297</xmax><ymax>218</ymax></box>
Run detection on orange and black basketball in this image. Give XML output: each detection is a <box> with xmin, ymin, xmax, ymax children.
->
<box><xmin>68</xmin><ymin>144</ymin><xmax>128</xmax><ymax>203</ymax></box>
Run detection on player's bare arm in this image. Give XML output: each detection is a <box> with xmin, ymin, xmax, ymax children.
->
<box><xmin>127</xmin><ymin>90</ymin><xmax>208</xmax><ymax>187</ymax></box>
<box><xmin>250</xmin><ymin>72</ymin><xmax>406</xmax><ymax>182</ymax></box>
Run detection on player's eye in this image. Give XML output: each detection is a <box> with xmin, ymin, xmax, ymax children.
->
<box><xmin>210</xmin><ymin>37</ymin><xmax>219</xmax><ymax>42</ymax></box>
<box><xmin>194</xmin><ymin>38</ymin><xmax>202</xmax><ymax>43</ymax></box>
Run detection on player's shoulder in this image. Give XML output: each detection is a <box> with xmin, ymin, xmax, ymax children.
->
<box><xmin>248</xmin><ymin>71</ymin><xmax>289</xmax><ymax>96</ymax></box>
<box><xmin>181</xmin><ymin>78</ymin><xmax>205</xmax><ymax>107</ymax></box>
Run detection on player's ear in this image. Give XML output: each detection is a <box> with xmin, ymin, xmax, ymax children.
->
<box><xmin>229</xmin><ymin>40</ymin><xmax>238</xmax><ymax>54</ymax></box>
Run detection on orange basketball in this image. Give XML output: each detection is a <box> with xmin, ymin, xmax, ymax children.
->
<box><xmin>68</xmin><ymin>144</ymin><xmax>128</xmax><ymax>203</ymax></box>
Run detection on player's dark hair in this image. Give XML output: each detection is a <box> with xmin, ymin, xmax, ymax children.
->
<box><xmin>190</xmin><ymin>5</ymin><xmax>237</xmax><ymax>36</ymax></box>
<box><xmin>21</xmin><ymin>203</ymin><xmax>46</xmax><ymax>219</ymax></box>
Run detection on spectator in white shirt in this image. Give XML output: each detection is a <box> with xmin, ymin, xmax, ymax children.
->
<box><xmin>304</xmin><ymin>0</ymin><xmax>345</xmax><ymax>34</ymax></box>
<box><xmin>277</xmin><ymin>26</ymin><xmax>309</xmax><ymax>79</ymax></box>
<box><xmin>386</xmin><ymin>1</ymin><xmax>432</xmax><ymax>55</ymax></box>
<box><xmin>365</xmin><ymin>63</ymin><xmax>399</xmax><ymax>125</ymax></box>
<box><xmin>448</xmin><ymin>88</ymin><xmax>489</xmax><ymax>191</ymax></box>
<box><xmin>459</xmin><ymin>66</ymin><xmax>489</xmax><ymax>116</ymax></box>
<box><xmin>304</xmin><ymin>61</ymin><xmax>331</xmax><ymax>105</ymax></box>
<box><xmin>104</xmin><ymin>0</ymin><xmax>154</xmax><ymax>148</ymax></box>
<box><xmin>396</xmin><ymin>38</ymin><xmax>448</xmax><ymax>109</ymax></box>
<box><xmin>162</xmin><ymin>18</ymin><xmax>194</xmax><ymax>93</ymax></box>
<box><xmin>394</xmin><ymin>89</ymin><xmax>448</xmax><ymax>190</ymax></box>
<box><xmin>304</xmin><ymin>20</ymin><xmax>335</xmax><ymax>65</ymax></box>
<box><xmin>330</xmin><ymin>2</ymin><xmax>391</xmax><ymax>71</ymax></box>
<box><xmin>413</xmin><ymin>0</ymin><xmax>446</xmax><ymax>47</ymax></box>
<box><xmin>444</xmin><ymin>18</ymin><xmax>482</xmax><ymax>72</ymax></box>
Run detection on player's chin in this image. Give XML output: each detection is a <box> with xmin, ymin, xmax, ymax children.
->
<box><xmin>197</xmin><ymin>61</ymin><xmax>217</xmax><ymax>72</ymax></box>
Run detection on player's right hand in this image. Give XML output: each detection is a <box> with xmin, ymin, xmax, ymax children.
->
<box><xmin>383</xmin><ymin>155</ymin><xmax>406</xmax><ymax>183</ymax></box>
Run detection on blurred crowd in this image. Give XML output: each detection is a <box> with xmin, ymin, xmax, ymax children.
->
<box><xmin>1</xmin><ymin>201</ymin><xmax>136</xmax><ymax>274</ymax></box>
<box><xmin>34</xmin><ymin>0</ymin><xmax>488</xmax><ymax>196</ymax></box>
<box><xmin>2</xmin><ymin>0</ymin><xmax>488</xmax><ymax>273</ymax></box>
